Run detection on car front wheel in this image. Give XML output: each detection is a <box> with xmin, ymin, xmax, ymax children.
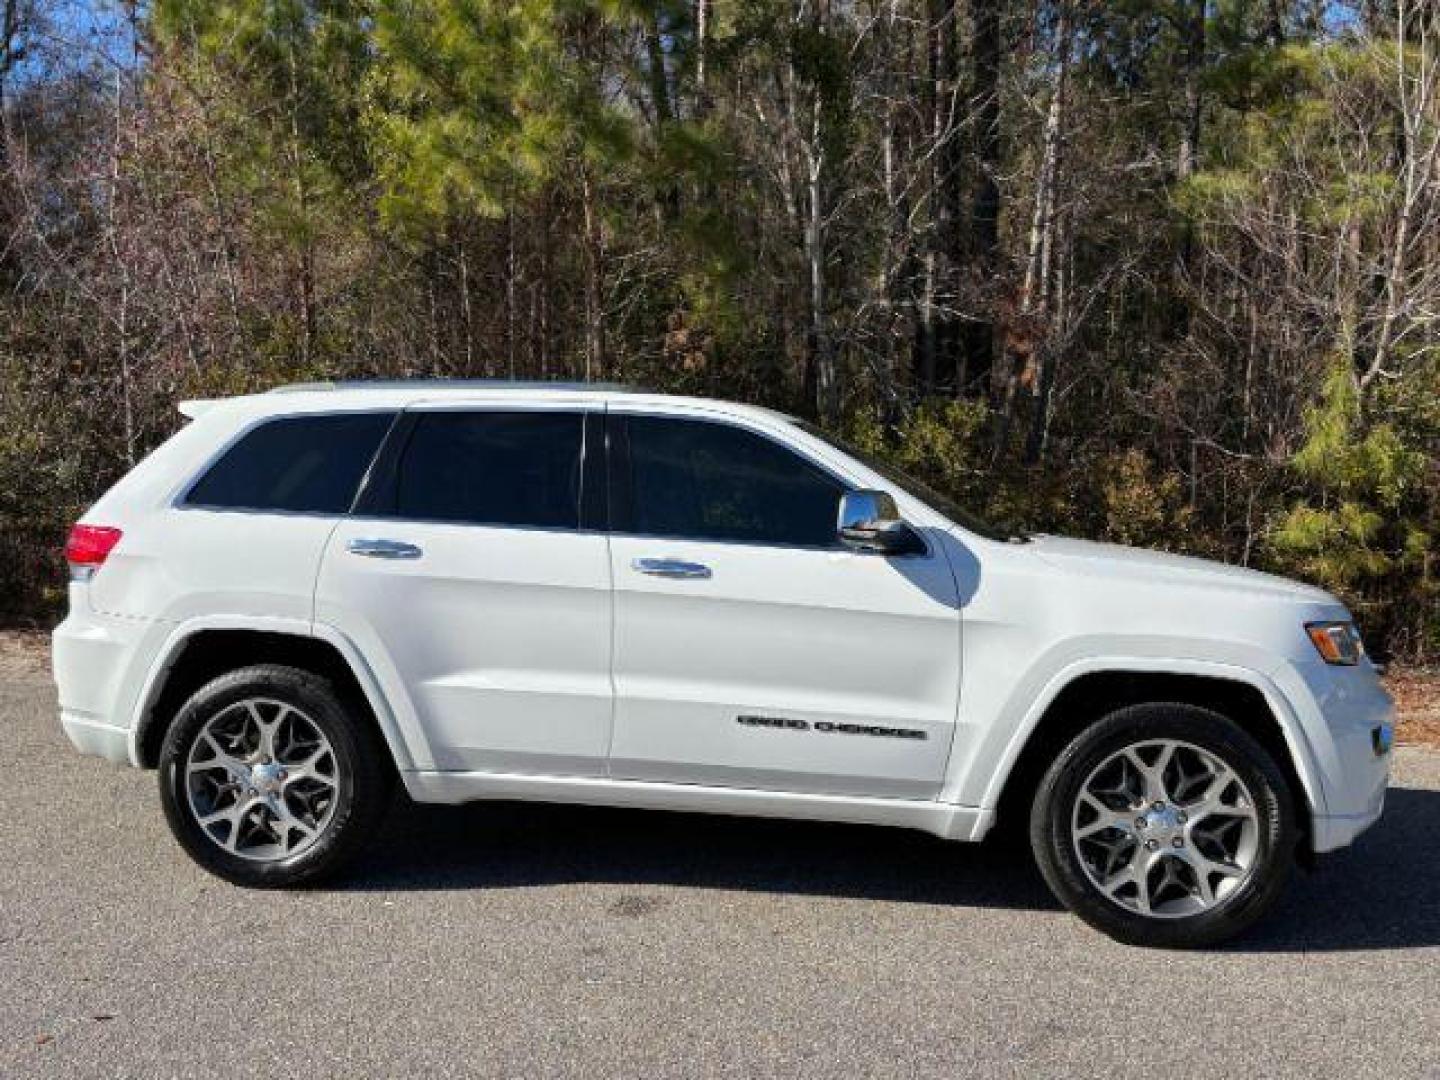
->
<box><xmin>1030</xmin><ymin>703</ymin><xmax>1297</xmax><ymax>948</ymax></box>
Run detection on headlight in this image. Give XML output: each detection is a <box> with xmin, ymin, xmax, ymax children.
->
<box><xmin>1305</xmin><ymin>621</ymin><xmax>1365</xmax><ymax>665</ymax></box>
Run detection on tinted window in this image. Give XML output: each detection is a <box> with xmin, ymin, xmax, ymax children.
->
<box><xmin>622</xmin><ymin>416</ymin><xmax>844</xmax><ymax>547</ymax></box>
<box><xmin>390</xmin><ymin>411</ymin><xmax>583</xmax><ymax>529</ymax></box>
<box><xmin>185</xmin><ymin>412</ymin><xmax>394</xmax><ymax>514</ymax></box>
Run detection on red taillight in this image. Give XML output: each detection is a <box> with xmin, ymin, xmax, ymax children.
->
<box><xmin>65</xmin><ymin>524</ymin><xmax>123</xmax><ymax>575</ymax></box>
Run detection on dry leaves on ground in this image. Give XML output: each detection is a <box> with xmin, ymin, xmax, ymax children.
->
<box><xmin>1386</xmin><ymin>668</ymin><xmax>1440</xmax><ymax>749</ymax></box>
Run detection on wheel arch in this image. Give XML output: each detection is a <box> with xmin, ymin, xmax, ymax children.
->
<box><xmin>981</xmin><ymin>661</ymin><xmax>1323</xmax><ymax>850</ymax></box>
<box><xmin>131</xmin><ymin>620</ymin><xmax>414</xmax><ymax>774</ymax></box>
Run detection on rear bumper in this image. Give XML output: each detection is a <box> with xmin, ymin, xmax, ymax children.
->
<box><xmin>60</xmin><ymin>711</ymin><xmax>132</xmax><ymax>764</ymax></box>
<box><xmin>51</xmin><ymin>588</ymin><xmax>160</xmax><ymax>768</ymax></box>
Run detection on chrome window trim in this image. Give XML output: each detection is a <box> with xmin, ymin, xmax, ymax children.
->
<box><xmin>172</xmin><ymin>504</ymin><xmax>351</xmax><ymax>521</ymax></box>
<box><xmin>341</xmin><ymin>514</ymin><xmax>606</xmax><ymax>540</ymax></box>
<box><xmin>166</xmin><ymin>401</ymin><xmax>933</xmax><ymax>559</ymax></box>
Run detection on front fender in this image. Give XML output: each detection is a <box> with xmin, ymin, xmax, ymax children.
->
<box><xmin>948</xmin><ymin>652</ymin><xmax>1327</xmax><ymax>833</ymax></box>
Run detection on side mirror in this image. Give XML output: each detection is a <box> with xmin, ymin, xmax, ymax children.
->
<box><xmin>837</xmin><ymin>490</ymin><xmax>926</xmax><ymax>556</ymax></box>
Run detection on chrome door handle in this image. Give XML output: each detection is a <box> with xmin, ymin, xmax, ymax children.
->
<box><xmin>632</xmin><ymin>557</ymin><xmax>712</xmax><ymax>580</ymax></box>
<box><xmin>347</xmin><ymin>537</ymin><xmax>423</xmax><ymax>560</ymax></box>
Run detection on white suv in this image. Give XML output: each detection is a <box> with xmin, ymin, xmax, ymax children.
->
<box><xmin>52</xmin><ymin>382</ymin><xmax>1393</xmax><ymax>946</ymax></box>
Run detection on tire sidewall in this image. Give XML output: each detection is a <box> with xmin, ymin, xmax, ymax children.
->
<box><xmin>1031</xmin><ymin>704</ymin><xmax>1296</xmax><ymax>948</ymax></box>
<box><xmin>158</xmin><ymin>665</ymin><xmax>369</xmax><ymax>887</ymax></box>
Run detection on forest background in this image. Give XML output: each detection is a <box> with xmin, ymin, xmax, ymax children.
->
<box><xmin>1</xmin><ymin>0</ymin><xmax>1436</xmax><ymax>663</ymax></box>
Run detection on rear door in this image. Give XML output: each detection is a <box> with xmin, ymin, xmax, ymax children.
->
<box><xmin>315</xmin><ymin>404</ymin><xmax>613</xmax><ymax>775</ymax></box>
<box><xmin>605</xmin><ymin>409</ymin><xmax>962</xmax><ymax>799</ymax></box>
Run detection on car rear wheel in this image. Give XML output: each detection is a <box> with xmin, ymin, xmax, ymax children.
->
<box><xmin>158</xmin><ymin>664</ymin><xmax>392</xmax><ymax>887</ymax></box>
<box><xmin>1030</xmin><ymin>703</ymin><xmax>1297</xmax><ymax>948</ymax></box>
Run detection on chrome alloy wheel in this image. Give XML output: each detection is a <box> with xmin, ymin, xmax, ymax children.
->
<box><xmin>184</xmin><ymin>698</ymin><xmax>340</xmax><ymax>862</ymax></box>
<box><xmin>1070</xmin><ymin>739</ymin><xmax>1260</xmax><ymax>919</ymax></box>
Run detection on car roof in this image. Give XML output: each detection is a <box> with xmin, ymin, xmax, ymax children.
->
<box><xmin>269</xmin><ymin>379</ymin><xmax>643</xmax><ymax>394</ymax></box>
<box><xmin>179</xmin><ymin>380</ymin><xmax>799</xmax><ymax>427</ymax></box>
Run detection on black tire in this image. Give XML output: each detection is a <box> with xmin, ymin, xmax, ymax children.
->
<box><xmin>158</xmin><ymin>664</ymin><xmax>393</xmax><ymax>887</ymax></box>
<box><xmin>1029</xmin><ymin>703</ymin><xmax>1297</xmax><ymax>948</ymax></box>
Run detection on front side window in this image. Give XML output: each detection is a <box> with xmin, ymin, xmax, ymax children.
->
<box><xmin>184</xmin><ymin>412</ymin><xmax>395</xmax><ymax>514</ymax></box>
<box><xmin>387</xmin><ymin>410</ymin><xmax>584</xmax><ymax>529</ymax></box>
<box><xmin>619</xmin><ymin>415</ymin><xmax>845</xmax><ymax>547</ymax></box>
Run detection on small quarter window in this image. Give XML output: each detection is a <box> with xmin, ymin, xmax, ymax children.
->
<box><xmin>184</xmin><ymin>412</ymin><xmax>395</xmax><ymax>514</ymax></box>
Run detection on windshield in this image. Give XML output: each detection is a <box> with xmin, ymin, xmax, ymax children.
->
<box><xmin>793</xmin><ymin>421</ymin><xmax>1022</xmax><ymax>543</ymax></box>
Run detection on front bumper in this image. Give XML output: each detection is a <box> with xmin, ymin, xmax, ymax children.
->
<box><xmin>1310</xmin><ymin>775</ymin><xmax>1387</xmax><ymax>852</ymax></box>
<box><xmin>1270</xmin><ymin>658</ymin><xmax>1394</xmax><ymax>854</ymax></box>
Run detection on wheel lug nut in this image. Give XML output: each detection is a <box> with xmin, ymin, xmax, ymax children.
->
<box><xmin>1152</xmin><ymin>801</ymin><xmax>1165</xmax><ymax>811</ymax></box>
<box><xmin>1145</xmin><ymin>839</ymin><xmax>1160</xmax><ymax>852</ymax></box>
<box><xmin>1172</xmin><ymin>837</ymin><xmax>1184</xmax><ymax>848</ymax></box>
<box><xmin>1135</xmin><ymin>817</ymin><xmax>1147</xmax><ymax>829</ymax></box>
<box><xmin>247</xmin><ymin>787</ymin><xmax>258</xmax><ymax>797</ymax></box>
<box><xmin>1176</xmin><ymin>811</ymin><xmax>1187</xmax><ymax>824</ymax></box>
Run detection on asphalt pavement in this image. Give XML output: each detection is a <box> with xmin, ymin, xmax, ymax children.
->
<box><xmin>2</xmin><ymin>656</ymin><xmax>1437</xmax><ymax>1078</ymax></box>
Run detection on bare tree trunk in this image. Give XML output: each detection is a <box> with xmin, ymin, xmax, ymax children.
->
<box><xmin>1177</xmin><ymin>0</ymin><xmax>1205</xmax><ymax>181</ymax></box>
<box><xmin>804</xmin><ymin>103</ymin><xmax>834</xmax><ymax>419</ymax></box>
<box><xmin>786</xmin><ymin>1</ymin><xmax>837</xmax><ymax>422</ymax></box>
<box><xmin>105</xmin><ymin>67</ymin><xmax>136</xmax><ymax>465</ymax></box>
<box><xmin>910</xmin><ymin>0</ymin><xmax>956</xmax><ymax>397</ymax></box>
<box><xmin>1024</xmin><ymin>206</ymin><xmax>1071</xmax><ymax>462</ymax></box>
<box><xmin>196</xmin><ymin>114</ymin><xmax>246</xmax><ymax>344</ymax></box>
<box><xmin>645</xmin><ymin>12</ymin><xmax>674</xmax><ymax>126</ymax></box>
<box><xmin>425</xmin><ymin>260</ymin><xmax>442</xmax><ymax>373</ymax></box>
<box><xmin>962</xmin><ymin>0</ymin><xmax>1001</xmax><ymax>396</ymax></box>
<box><xmin>996</xmin><ymin>1</ymin><xmax>1072</xmax><ymax>458</ymax></box>
<box><xmin>916</xmin><ymin>18</ymin><xmax>936</xmax><ymax>398</ymax></box>
<box><xmin>539</xmin><ymin>191</ymin><xmax>553</xmax><ymax>377</ymax></box>
<box><xmin>505</xmin><ymin>208</ymin><xmax>517</xmax><ymax>379</ymax></box>
<box><xmin>1173</xmin><ymin>0</ymin><xmax>1206</xmax><ymax>288</ymax></box>
<box><xmin>1363</xmin><ymin>0</ymin><xmax>1440</xmax><ymax>389</ymax></box>
<box><xmin>646</xmin><ymin>10</ymin><xmax>680</xmax><ymax>222</ymax></box>
<box><xmin>0</xmin><ymin>0</ymin><xmax>25</xmax><ymax>289</ymax></box>
<box><xmin>934</xmin><ymin>0</ymin><xmax>962</xmax><ymax>394</ymax></box>
<box><xmin>286</xmin><ymin>44</ymin><xmax>315</xmax><ymax>370</ymax></box>
<box><xmin>579</xmin><ymin>167</ymin><xmax>606</xmax><ymax>380</ymax></box>
<box><xmin>695</xmin><ymin>0</ymin><xmax>711</xmax><ymax>115</ymax></box>
<box><xmin>458</xmin><ymin>238</ymin><xmax>474</xmax><ymax>374</ymax></box>
<box><xmin>0</xmin><ymin>0</ymin><xmax>19</xmax><ymax>163</ymax></box>
<box><xmin>876</xmin><ymin>0</ymin><xmax>910</xmax><ymax>408</ymax></box>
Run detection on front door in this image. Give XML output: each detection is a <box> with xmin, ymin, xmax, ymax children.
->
<box><xmin>606</xmin><ymin>410</ymin><xmax>962</xmax><ymax>800</ymax></box>
<box><xmin>315</xmin><ymin>404</ymin><xmax>613</xmax><ymax>776</ymax></box>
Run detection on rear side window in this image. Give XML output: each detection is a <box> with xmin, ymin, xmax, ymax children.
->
<box><xmin>618</xmin><ymin>415</ymin><xmax>845</xmax><ymax>547</ymax></box>
<box><xmin>184</xmin><ymin>412</ymin><xmax>395</xmax><ymax>514</ymax></box>
<box><xmin>386</xmin><ymin>411</ymin><xmax>584</xmax><ymax>529</ymax></box>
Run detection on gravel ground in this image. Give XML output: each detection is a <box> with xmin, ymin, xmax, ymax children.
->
<box><xmin>2</xmin><ymin>652</ymin><xmax>1438</xmax><ymax>1078</ymax></box>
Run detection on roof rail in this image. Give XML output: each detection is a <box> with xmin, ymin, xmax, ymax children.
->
<box><xmin>266</xmin><ymin>378</ymin><xmax>647</xmax><ymax>394</ymax></box>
